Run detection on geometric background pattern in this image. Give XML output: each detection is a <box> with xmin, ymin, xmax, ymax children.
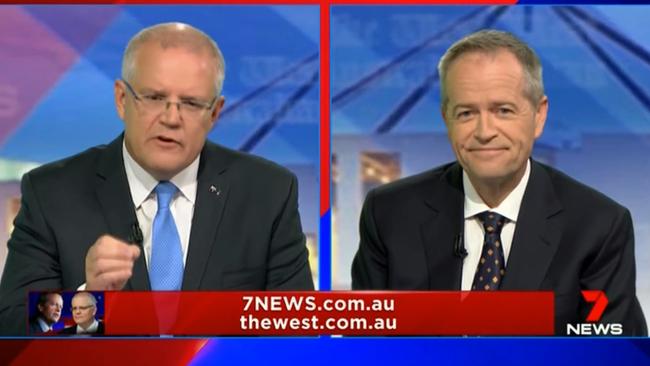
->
<box><xmin>332</xmin><ymin>5</ymin><xmax>650</xmax><ymax>325</ymax></box>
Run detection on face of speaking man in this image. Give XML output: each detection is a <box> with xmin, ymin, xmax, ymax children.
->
<box><xmin>442</xmin><ymin>49</ymin><xmax>548</xmax><ymax>194</ymax></box>
<box><xmin>71</xmin><ymin>294</ymin><xmax>97</xmax><ymax>328</ymax></box>
<box><xmin>37</xmin><ymin>293</ymin><xmax>63</xmax><ymax>325</ymax></box>
<box><xmin>115</xmin><ymin>41</ymin><xmax>225</xmax><ymax>181</ymax></box>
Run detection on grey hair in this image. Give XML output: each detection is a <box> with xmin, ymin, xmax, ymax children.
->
<box><xmin>438</xmin><ymin>29</ymin><xmax>544</xmax><ymax>113</ymax></box>
<box><xmin>121</xmin><ymin>22</ymin><xmax>226</xmax><ymax>96</ymax></box>
<box><xmin>72</xmin><ymin>292</ymin><xmax>97</xmax><ymax>306</ymax></box>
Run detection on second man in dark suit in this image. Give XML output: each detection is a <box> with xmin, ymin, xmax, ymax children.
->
<box><xmin>352</xmin><ymin>29</ymin><xmax>646</xmax><ymax>335</ymax></box>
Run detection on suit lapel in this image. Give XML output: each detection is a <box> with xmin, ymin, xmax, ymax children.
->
<box><xmin>420</xmin><ymin>163</ymin><xmax>465</xmax><ymax>290</ymax></box>
<box><xmin>501</xmin><ymin>161</ymin><xmax>563</xmax><ymax>290</ymax></box>
<box><xmin>94</xmin><ymin>135</ymin><xmax>150</xmax><ymax>290</ymax></box>
<box><xmin>182</xmin><ymin>143</ymin><xmax>230</xmax><ymax>290</ymax></box>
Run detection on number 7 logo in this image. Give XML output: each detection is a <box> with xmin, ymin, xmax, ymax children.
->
<box><xmin>582</xmin><ymin>290</ymin><xmax>608</xmax><ymax>322</ymax></box>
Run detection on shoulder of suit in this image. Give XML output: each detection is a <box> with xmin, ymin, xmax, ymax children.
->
<box><xmin>23</xmin><ymin>144</ymin><xmax>109</xmax><ymax>185</ymax></box>
<box><xmin>369</xmin><ymin>162</ymin><xmax>456</xmax><ymax>198</ymax></box>
<box><xmin>203</xmin><ymin>140</ymin><xmax>296</xmax><ymax>181</ymax></box>
<box><xmin>533</xmin><ymin>161</ymin><xmax>628</xmax><ymax>214</ymax></box>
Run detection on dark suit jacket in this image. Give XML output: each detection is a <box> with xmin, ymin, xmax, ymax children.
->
<box><xmin>28</xmin><ymin>316</ymin><xmax>45</xmax><ymax>335</ymax></box>
<box><xmin>59</xmin><ymin>321</ymin><xmax>104</xmax><ymax>335</ymax></box>
<box><xmin>0</xmin><ymin>135</ymin><xmax>313</xmax><ymax>335</ymax></box>
<box><xmin>352</xmin><ymin>161</ymin><xmax>647</xmax><ymax>335</ymax></box>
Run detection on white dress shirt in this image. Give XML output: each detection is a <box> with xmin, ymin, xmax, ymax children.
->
<box><xmin>36</xmin><ymin>317</ymin><xmax>52</xmax><ymax>332</ymax></box>
<box><xmin>74</xmin><ymin>319</ymin><xmax>99</xmax><ymax>334</ymax></box>
<box><xmin>460</xmin><ymin>159</ymin><xmax>531</xmax><ymax>291</ymax></box>
<box><xmin>122</xmin><ymin>142</ymin><xmax>198</xmax><ymax>267</ymax></box>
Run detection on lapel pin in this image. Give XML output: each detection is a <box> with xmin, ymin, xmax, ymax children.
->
<box><xmin>209</xmin><ymin>185</ymin><xmax>217</xmax><ymax>193</ymax></box>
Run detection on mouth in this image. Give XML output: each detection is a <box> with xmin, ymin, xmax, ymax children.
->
<box><xmin>153</xmin><ymin>135</ymin><xmax>181</xmax><ymax>147</ymax></box>
<box><xmin>467</xmin><ymin>147</ymin><xmax>508</xmax><ymax>157</ymax></box>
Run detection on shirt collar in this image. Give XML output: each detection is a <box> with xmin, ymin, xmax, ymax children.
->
<box><xmin>37</xmin><ymin>317</ymin><xmax>51</xmax><ymax>332</ymax></box>
<box><xmin>122</xmin><ymin>141</ymin><xmax>199</xmax><ymax>207</ymax></box>
<box><xmin>463</xmin><ymin>159</ymin><xmax>531</xmax><ymax>222</ymax></box>
<box><xmin>77</xmin><ymin>319</ymin><xmax>99</xmax><ymax>334</ymax></box>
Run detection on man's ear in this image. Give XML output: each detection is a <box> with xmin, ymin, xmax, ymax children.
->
<box><xmin>209</xmin><ymin>96</ymin><xmax>225</xmax><ymax>128</ymax></box>
<box><xmin>441</xmin><ymin>106</ymin><xmax>449</xmax><ymax>127</ymax></box>
<box><xmin>115</xmin><ymin>80</ymin><xmax>127</xmax><ymax>121</ymax></box>
<box><xmin>534</xmin><ymin>96</ymin><xmax>548</xmax><ymax>139</ymax></box>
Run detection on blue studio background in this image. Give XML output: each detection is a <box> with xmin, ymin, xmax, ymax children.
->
<box><xmin>331</xmin><ymin>5</ymin><xmax>650</xmax><ymax>318</ymax></box>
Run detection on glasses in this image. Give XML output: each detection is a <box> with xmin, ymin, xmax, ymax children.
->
<box><xmin>71</xmin><ymin>305</ymin><xmax>95</xmax><ymax>312</ymax></box>
<box><xmin>122</xmin><ymin>79</ymin><xmax>217</xmax><ymax>120</ymax></box>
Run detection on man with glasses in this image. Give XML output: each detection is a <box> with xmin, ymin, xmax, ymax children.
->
<box><xmin>60</xmin><ymin>292</ymin><xmax>103</xmax><ymax>335</ymax></box>
<box><xmin>0</xmin><ymin>22</ymin><xmax>313</xmax><ymax>335</ymax></box>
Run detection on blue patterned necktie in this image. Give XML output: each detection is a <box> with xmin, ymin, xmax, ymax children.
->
<box><xmin>471</xmin><ymin>211</ymin><xmax>507</xmax><ymax>291</ymax></box>
<box><xmin>149</xmin><ymin>181</ymin><xmax>184</xmax><ymax>290</ymax></box>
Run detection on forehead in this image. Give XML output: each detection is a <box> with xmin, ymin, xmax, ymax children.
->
<box><xmin>445</xmin><ymin>50</ymin><xmax>526</xmax><ymax>103</ymax></box>
<box><xmin>131</xmin><ymin>41</ymin><xmax>216</xmax><ymax>94</ymax></box>
<box><xmin>72</xmin><ymin>295</ymin><xmax>92</xmax><ymax>305</ymax></box>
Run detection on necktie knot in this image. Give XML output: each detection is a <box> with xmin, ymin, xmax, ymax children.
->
<box><xmin>155</xmin><ymin>181</ymin><xmax>177</xmax><ymax>209</ymax></box>
<box><xmin>476</xmin><ymin>211</ymin><xmax>506</xmax><ymax>236</ymax></box>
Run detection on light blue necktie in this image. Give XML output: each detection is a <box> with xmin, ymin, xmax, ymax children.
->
<box><xmin>149</xmin><ymin>181</ymin><xmax>184</xmax><ymax>290</ymax></box>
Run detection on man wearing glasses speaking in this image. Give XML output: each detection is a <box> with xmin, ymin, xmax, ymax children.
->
<box><xmin>0</xmin><ymin>22</ymin><xmax>313</xmax><ymax>335</ymax></box>
<box><xmin>60</xmin><ymin>292</ymin><xmax>103</xmax><ymax>335</ymax></box>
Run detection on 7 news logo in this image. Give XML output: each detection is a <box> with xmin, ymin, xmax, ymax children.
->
<box><xmin>566</xmin><ymin>290</ymin><xmax>623</xmax><ymax>335</ymax></box>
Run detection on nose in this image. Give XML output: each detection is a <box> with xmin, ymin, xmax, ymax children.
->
<box><xmin>160</xmin><ymin>101</ymin><xmax>182</xmax><ymax>126</ymax></box>
<box><xmin>473</xmin><ymin>112</ymin><xmax>498</xmax><ymax>143</ymax></box>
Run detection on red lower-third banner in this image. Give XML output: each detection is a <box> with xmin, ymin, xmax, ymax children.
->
<box><xmin>101</xmin><ymin>291</ymin><xmax>554</xmax><ymax>336</ymax></box>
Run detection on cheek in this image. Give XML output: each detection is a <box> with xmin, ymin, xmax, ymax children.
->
<box><xmin>190</xmin><ymin>124</ymin><xmax>211</xmax><ymax>146</ymax></box>
<box><xmin>448</xmin><ymin>127</ymin><xmax>470</xmax><ymax>148</ymax></box>
<box><xmin>199</xmin><ymin>120</ymin><xmax>213</xmax><ymax>135</ymax></box>
<box><xmin>124</xmin><ymin>115</ymin><xmax>154</xmax><ymax>138</ymax></box>
<box><xmin>517</xmin><ymin>126</ymin><xmax>537</xmax><ymax>148</ymax></box>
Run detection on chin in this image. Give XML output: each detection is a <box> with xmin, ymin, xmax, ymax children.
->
<box><xmin>466</xmin><ymin>166</ymin><xmax>512</xmax><ymax>181</ymax></box>
<box><xmin>148</xmin><ymin>164</ymin><xmax>184</xmax><ymax>180</ymax></box>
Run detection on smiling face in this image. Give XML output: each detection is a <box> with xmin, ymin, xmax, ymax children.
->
<box><xmin>115</xmin><ymin>41</ymin><xmax>224</xmax><ymax>180</ymax></box>
<box><xmin>442</xmin><ymin>49</ymin><xmax>548</xmax><ymax>189</ymax></box>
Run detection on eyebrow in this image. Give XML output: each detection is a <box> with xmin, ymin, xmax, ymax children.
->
<box><xmin>451</xmin><ymin>101</ymin><xmax>518</xmax><ymax>111</ymax></box>
<box><xmin>138</xmin><ymin>88</ymin><xmax>209</xmax><ymax>101</ymax></box>
<box><xmin>489</xmin><ymin>101</ymin><xmax>519</xmax><ymax>110</ymax></box>
<box><xmin>451</xmin><ymin>104</ymin><xmax>476</xmax><ymax>113</ymax></box>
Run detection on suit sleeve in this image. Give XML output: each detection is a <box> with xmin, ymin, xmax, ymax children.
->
<box><xmin>581</xmin><ymin>208</ymin><xmax>647</xmax><ymax>336</ymax></box>
<box><xmin>0</xmin><ymin>173</ymin><xmax>62</xmax><ymax>335</ymax></box>
<box><xmin>351</xmin><ymin>189</ymin><xmax>388</xmax><ymax>289</ymax></box>
<box><xmin>265</xmin><ymin>174</ymin><xmax>314</xmax><ymax>290</ymax></box>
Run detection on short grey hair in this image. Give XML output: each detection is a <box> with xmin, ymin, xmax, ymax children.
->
<box><xmin>72</xmin><ymin>292</ymin><xmax>97</xmax><ymax>307</ymax></box>
<box><xmin>121</xmin><ymin>22</ymin><xmax>226</xmax><ymax>96</ymax></box>
<box><xmin>438</xmin><ymin>29</ymin><xmax>544</xmax><ymax>113</ymax></box>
